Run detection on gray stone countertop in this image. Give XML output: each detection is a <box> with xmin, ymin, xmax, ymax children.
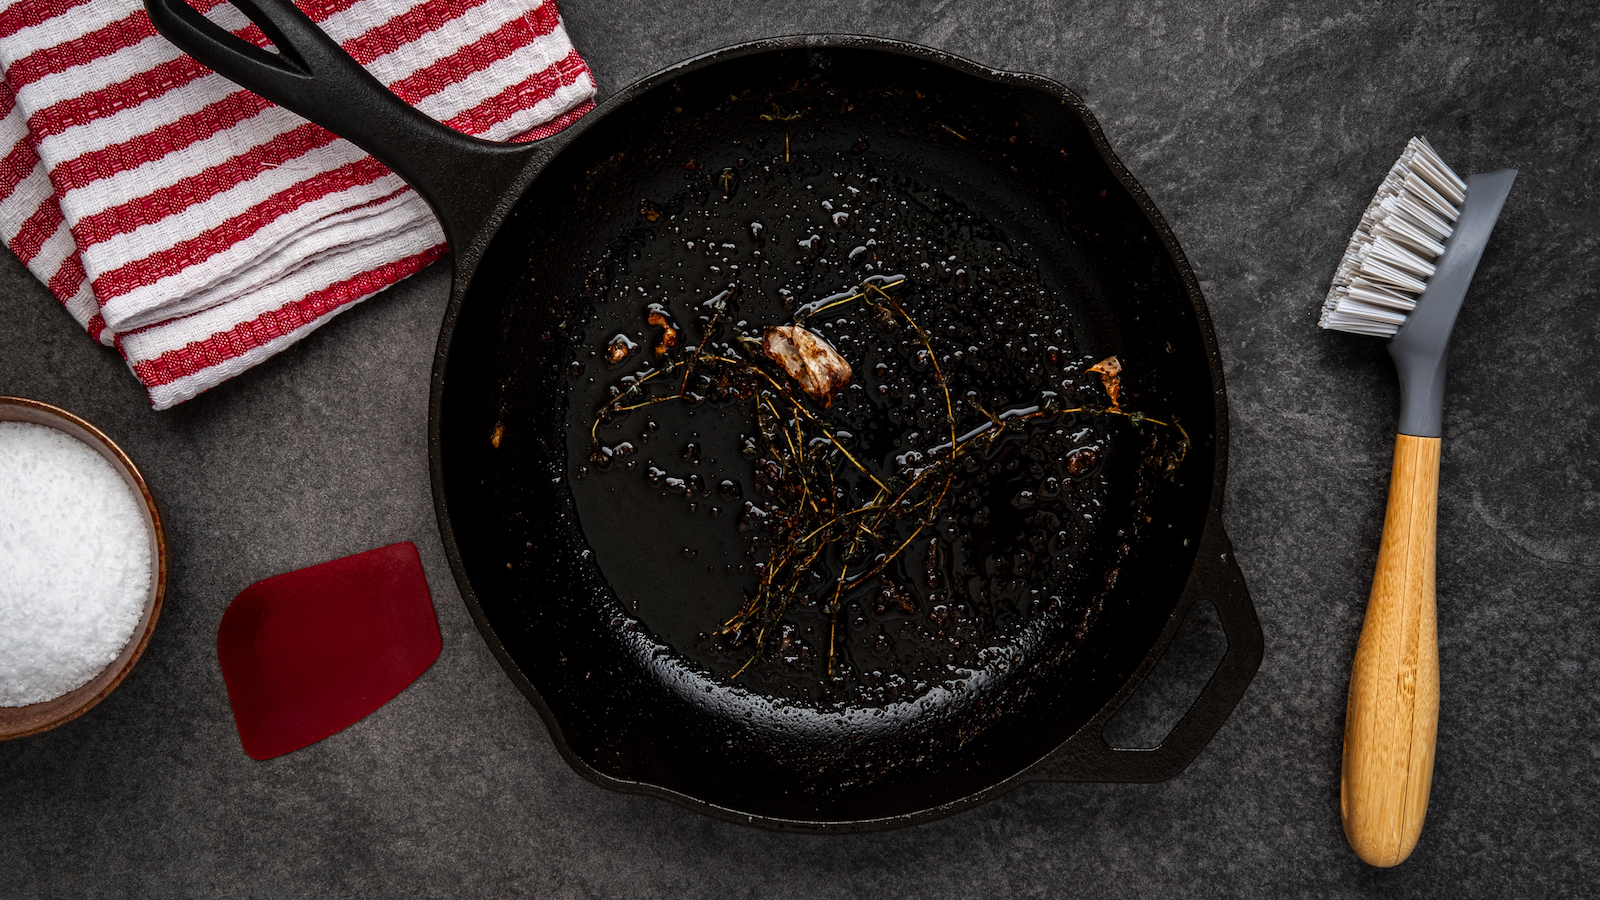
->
<box><xmin>2</xmin><ymin>1</ymin><xmax>1596</xmax><ymax>896</ymax></box>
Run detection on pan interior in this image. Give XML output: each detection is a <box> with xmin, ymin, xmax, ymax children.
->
<box><xmin>438</xmin><ymin>46</ymin><xmax>1216</xmax><ymax>824</ymax></box>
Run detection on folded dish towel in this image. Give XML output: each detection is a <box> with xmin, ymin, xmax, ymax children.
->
<box><xmin>0</xmin><ymin>0</ymin><xmax>594</xmax><ymax>409</ymax></box>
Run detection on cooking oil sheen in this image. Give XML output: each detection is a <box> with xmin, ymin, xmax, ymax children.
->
<box><xmin>565</xmin><ymin>142</ymin><xmax>1130</xmax><ymax>706</ymax></box>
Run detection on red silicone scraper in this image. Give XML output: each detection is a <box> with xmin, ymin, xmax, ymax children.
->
<box><xmin>217</xmin><ymin>542</ymin><xmax>441</xmax><ymax>760</ymax></box>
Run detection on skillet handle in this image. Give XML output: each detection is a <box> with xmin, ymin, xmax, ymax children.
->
<box><xmin>1031</xmin><ymin>512</ymin><xmax>1263</xmax><ymax>782</ymax></box>
<box><xmin>143</xmin><ymin>0</ymin><xmax>538</xmax><ymax>251</ymax></box>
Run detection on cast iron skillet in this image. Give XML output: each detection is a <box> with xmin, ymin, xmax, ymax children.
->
<box><xmin>148</xmin><ymin>0</ymin><xmax>1263</xmax><ymax>831</ymax></box>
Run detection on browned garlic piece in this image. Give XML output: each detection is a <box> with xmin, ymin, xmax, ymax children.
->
<box><xmin>604</xmin><ymin>334</ymin><xmax>637</xmax><ymax>364</ymax></box>
<box><xmin>761</xmin><ymin>325</ymin><xmax>852</xmax><ymax>408</ymax></box>
<box><xmin>1086</xmin><ymin>355</ymin><xmax>1123</xmax><ymax>410</ymax></box>
<box><xmin>648</xmin><ymin>310</ymin><xmax>679</xmax><ymax>357</ymax></box>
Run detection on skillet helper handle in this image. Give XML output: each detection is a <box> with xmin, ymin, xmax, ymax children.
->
<box><xmin>1035</xmin><ymin>516</ymin><xmax>1262</xmax><ymax>783</ymax></box>
<box><xmin>143</xmin><ymin>0</ymin><xmax>531</xmax><ymax>248</ymax></box>
<box><xmin>1341</xmin><ymin>433</ymin><xmax>1440</xmax><ymax>867</ymax></box>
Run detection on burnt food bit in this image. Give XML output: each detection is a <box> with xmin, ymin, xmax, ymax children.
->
<box><xmin>604</xmin><ymin>334</ymin><xmax>637</xmax><ymax>364</ymax></box>
<box><xmin>648</xmin><ymin>308</ymin><xmax>680</xmax><ymax>357</ymax></box>
<box><xmin>1086</xmin><ymin>355</ymin><xmax>1123</xmax><ymax>409</ymax></box>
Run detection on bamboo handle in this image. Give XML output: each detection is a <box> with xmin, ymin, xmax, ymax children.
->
<box><xmin>1341</xmin><ymin>433</ymin><xmax>1441</xmax><ymax>866</ymax></box>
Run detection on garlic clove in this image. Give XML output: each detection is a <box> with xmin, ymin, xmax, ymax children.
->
<box><xmin>761</xmin><ymin>325</ymin><xmax>852</xmax><ymax>408</ymax></box>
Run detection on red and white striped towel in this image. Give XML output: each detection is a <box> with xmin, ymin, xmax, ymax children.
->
<box><xmin>0</xmin><ymin>0</ymin><xmax>594</xmax><ymax>409</ymax></box>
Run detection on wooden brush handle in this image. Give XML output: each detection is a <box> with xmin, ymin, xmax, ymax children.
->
<box><xmin>1341</xmin><ymin>434</ymin><xmax>1441</xmax><ymax>866</ymax></box>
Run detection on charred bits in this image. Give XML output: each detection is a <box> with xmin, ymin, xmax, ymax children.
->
<box><xmin>646</xmin><ymin>304</ymin><xmax>679</xmax><ymax>357</ymax></box>
<box><xmin>605</xmin><ymin>333</ymin><xmax>637</xmax><ymax>364</ymax></box>
<box><xmin>1086</xmin><ymin>356</ymin><xmax>1123</xmax><ymax>409</ymax></box>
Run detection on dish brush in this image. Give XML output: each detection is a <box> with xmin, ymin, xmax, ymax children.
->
<box><xmin>1321</xmin><ymin>137</ymin><xmax>1515</xmax><ymax>867</ymax></box>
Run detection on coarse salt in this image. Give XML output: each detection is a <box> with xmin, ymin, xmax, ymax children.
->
<box><xmin>0</xmin><ymin>422</ymin><xmax>152</xmax><ymax>707</ymax></box>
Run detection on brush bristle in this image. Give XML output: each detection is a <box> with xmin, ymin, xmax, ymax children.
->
<box><xmin>1320</xmin><ymin>137</ymin><xmax>1469</xmax><ymax>337</ymax></box>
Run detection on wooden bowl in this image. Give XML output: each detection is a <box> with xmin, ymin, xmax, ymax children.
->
<box><xmin>0</xmin><ymin>396</ymin><xmax>167</xmax><ymax>740</ymax></box>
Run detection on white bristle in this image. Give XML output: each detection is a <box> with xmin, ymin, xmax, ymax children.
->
<box><xmin>1320</xmin><ymin>137</ymin><xmax>1467</xmax><ymax>336</ymax></box>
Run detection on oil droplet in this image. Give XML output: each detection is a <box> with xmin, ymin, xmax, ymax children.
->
<box><xmin>1066</xmin><ymin>447</ymin><xmax>1098</xmax><ymax>477</ymax></box>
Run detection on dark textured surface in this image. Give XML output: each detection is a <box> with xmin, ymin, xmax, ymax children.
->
<box><xmin>2</xmin><ymin>1</ymin><xmax>1595</xmax><ymax>895</ymax></box>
